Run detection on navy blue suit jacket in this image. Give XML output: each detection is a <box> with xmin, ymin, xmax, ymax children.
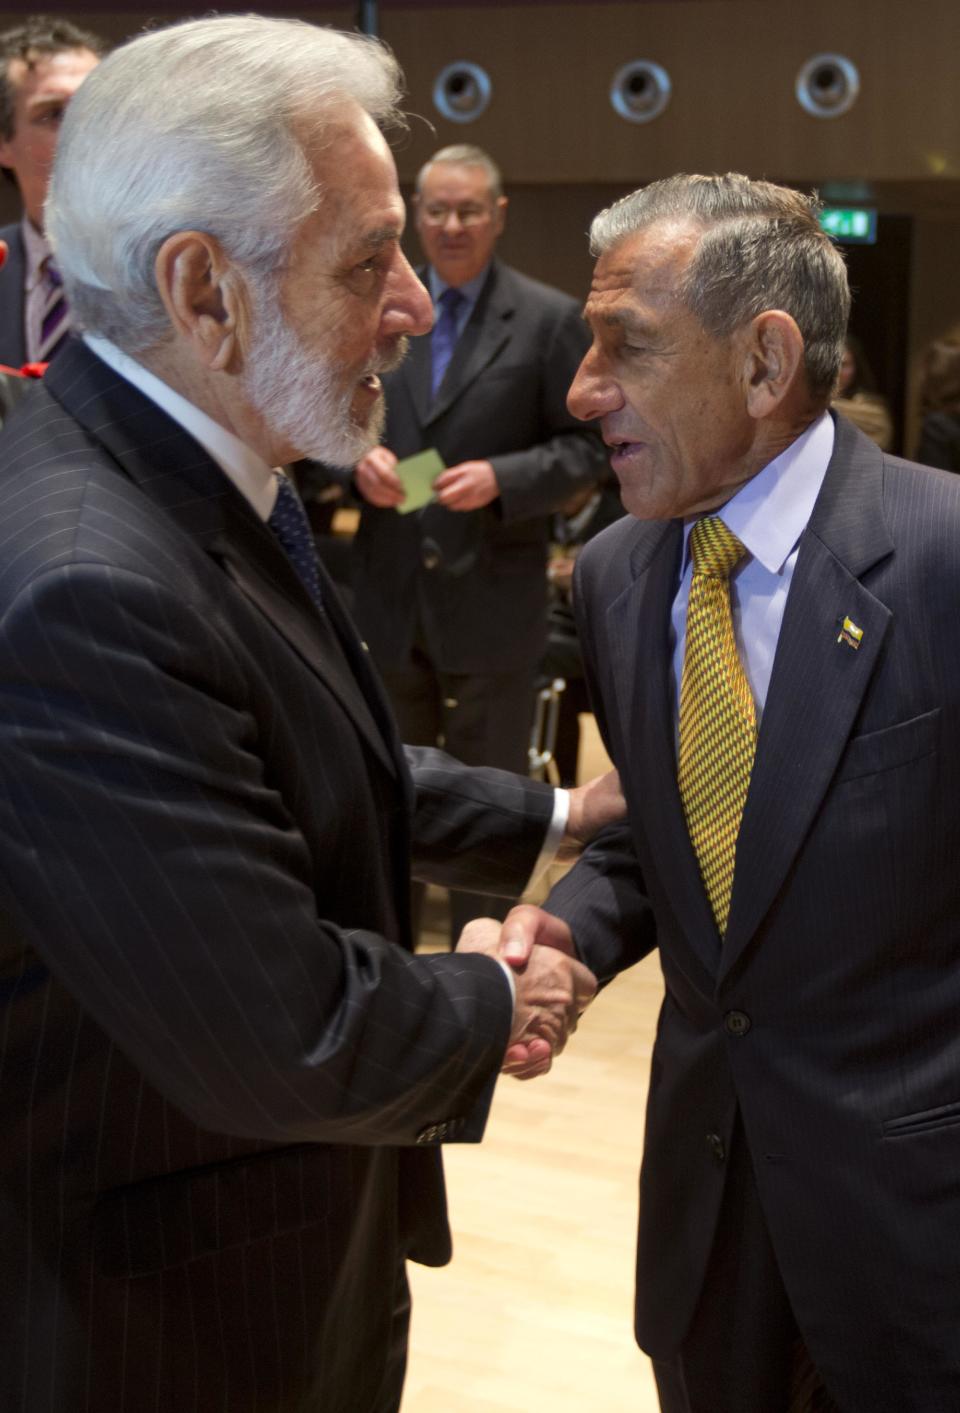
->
<box><xmin>0</xmin><ymin>339</ymin><xmax>555</xmax><ymax>1411</ymax></box>
<box><xmin>548</xmin><ymin>414</ymin><xmax>960</xmax><ymax>1411</ymax></box>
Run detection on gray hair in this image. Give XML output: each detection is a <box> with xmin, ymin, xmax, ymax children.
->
<box><xmin>46</xmin><ymin>15</ymin><xmax>405</xmax><ymax>355</ymax></box>
<box><xmin>590</xmin><ymin>174</ymin><xmax>850</xmax><ymax>400</ymax></box>
<box><xmin>415</xmin><ymin>144</ymin><xmax>503</xmax><ymax>200</ymax></box>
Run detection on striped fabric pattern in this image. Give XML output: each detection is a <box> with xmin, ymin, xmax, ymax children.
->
<box><xmin>36</xmin><ymin>258</ymin><xmax>70</xmax><ymax>362</ymax></box>
<box><xmin>677</xmin><ymin>516</ymin><xmax>756</xmax><ymax>935</ymax></box>
<box><xmin>0</xmin><ymin>342</ymin><xmax>557</xmax><ymax>1411</ymax></box>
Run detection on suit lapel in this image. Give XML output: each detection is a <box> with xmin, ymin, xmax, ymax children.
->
<box><xmin>421</xmin><ymin>262</ymin><xmax>513</xmax><ymax>429</ymax></box>
<box><xmin>609</xmin><ymin>520</ymin><xmax>722</xmax><ymax>980</ymax></box>
<box><xmin>403</xmin><ymin>318</ymin><xmax>434</xmax><ymax>428</ymax></box>
<box><xmin>44</xmin><ymin>340</ymin><xmax>401</xmax><ymax>781</ymax></box>
<box><xmin>720</xmin><ymin>417</ymin><xmax>894</xmax><ymax>978</ymax></box>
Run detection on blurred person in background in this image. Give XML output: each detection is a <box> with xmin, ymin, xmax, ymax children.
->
<box><xmin>916</xmin><ymin>322</ymin><xmax>960</xmax><ymax>472</ymax></box>
<box><xmin>0</xmin><ymin>14</ymin><xmax>104</xmax><ymax>365</ymax></box>
<box><xmin>830</xmin><ymin>330</ymin><xmax>893</xmax><ymax>449</ymax></box>
<box><xmin>347</xmin><ymin>143</ymin><xmax>607</xmax><ymax>941</ymax></box>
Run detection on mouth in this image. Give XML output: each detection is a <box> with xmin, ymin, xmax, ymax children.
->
<box><xmin>606</xmin><ymin>438</ymin><xmax>645</xmax><ymax>469</ymax></box>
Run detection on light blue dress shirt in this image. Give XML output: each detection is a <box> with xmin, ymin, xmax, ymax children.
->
<box><xmin>427</xmin><ymin>265</ymin><xmax>489</xmax><ymax>340</ymax></box>
<box><xmin>670</xmin><ymin>411</ymin><xmax>835</xmax><ymax>726</ymax></box>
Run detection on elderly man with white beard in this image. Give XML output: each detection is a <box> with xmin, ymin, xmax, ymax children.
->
<box><xmin>0</xmin><ymin>16</ymin><xmax>617</xmax><ymax>1412</ymax></box>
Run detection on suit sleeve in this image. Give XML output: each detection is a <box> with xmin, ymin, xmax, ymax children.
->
<box><xmin>490</xmin><ymin>296</ymin><xmax>608</xmax><ymax>522</ymax></box>
<box><xmin>0</xmin><ymin>561</ymin><xmax>514</xmax><ymax>1147</ymax></box>
<box><xmin>406</xmin><ymin>744</ymin><xmax>555</xmax><ymax>895</ymax></box>
<box><xmin>542</xmin><ymin>554</ymin><xmax>658</xmax><ymax>981</ymax></box>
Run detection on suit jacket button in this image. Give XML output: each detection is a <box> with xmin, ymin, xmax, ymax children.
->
<box><xmin>705</xmin><ymin>1132</ymin><xmax>726</xmax><ymax>1164</ymax></box>
<box><xmin>420</xmin><ymin>537</ymin><xmax>441</xmax><ymax>570</ymax></box>
<box><xmin>724</xmin><ymin>1010</ymin><xmax>751</xmax><ymax>1037</ymax></box>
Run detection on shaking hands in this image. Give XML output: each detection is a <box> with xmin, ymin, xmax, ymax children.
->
<box><xmin>457</xmin><ymin>906</ymin><xmax>596</xmax><ymax>1081</ymax></box>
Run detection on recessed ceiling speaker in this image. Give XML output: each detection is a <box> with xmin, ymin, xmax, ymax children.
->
<box><xmin>610</xmin><ymin>60</ymin><xmax>671</xmax><ymax>124</ymax></box>
<box><xmin>432</xmin><ymin>62</ymin><xmax>492</xmax><ymax>124</ymax></box>
<box><xmin>795</xmin><ymin>54</ymin><xmax>860</xmax><ymax>118</ymax></box>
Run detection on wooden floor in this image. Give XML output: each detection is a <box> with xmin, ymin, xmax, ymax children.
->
<box><xmin>402</xmin><ymin>717</ymin><xmax>664</xmax><ymax>1412</ymax></box>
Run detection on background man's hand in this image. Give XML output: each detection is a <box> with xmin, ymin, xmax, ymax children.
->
<box><xmin>433</xmin><ymin>459</ymin><xmax>499</xmax><ymax>510</ymax></box>
<box><xmin>456</xmin><ymin>917</ymin><xmax>597</xmax><ymax>1079</ymax></box>
<box><xmin>561</xmin><ymin>767</ymin><xmax>625</xmax><ymax>857</ymax></box>
<box><xmin>355</xmin><ymin>445</ymin><xmax>405</xmax><ymax>507</ymax></box>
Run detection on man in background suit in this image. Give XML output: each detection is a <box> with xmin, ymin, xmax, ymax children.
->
<box><xmin>0</xmin><ymin>240</ymin><xmax>43</xmax><ymax>426</ymax></box>
<box><xmin>349</xmin><ymin>144</ymin><xmax>607</xmax><ymax>938</ymax></box>
<box><xmin>0</xmin><ymin>15</ymin><xmax>103</xmax><ymax>366</ymax></box>
<box><xmin>0</xmin><ymin>18</ymin><xmax>615</xmax><ymax>1411</ymax></box>
<box><xmin>506</xmin><ymin>173</ymin><xmax>960</xmax><ymax>1410</ymax></box>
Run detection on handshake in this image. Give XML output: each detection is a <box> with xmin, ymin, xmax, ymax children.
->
<box><xmin>457</xmin><ymin>905</ymin><xmax>597</xmax><ymax>1081</ymax></box>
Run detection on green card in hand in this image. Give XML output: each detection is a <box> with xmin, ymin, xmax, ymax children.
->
<box><xmin>396</xmin><ymin>448</ymin><xmax>445</xmax><ymax>513</ymax></box>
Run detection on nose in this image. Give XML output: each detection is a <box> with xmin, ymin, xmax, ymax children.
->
<box><xmin>441</xmin><ymin>209</ymin><xmax>464</xmax><ymax>233</ymax></box>
<box><xmin>567</xmin><ymin>344</ymin><xmax>623</xmax><ymax>422</ymax></box>
<box><xmin>386</xmin><ymin>250</ymin><xmax>434</xmax><ymax>338</ymax></box>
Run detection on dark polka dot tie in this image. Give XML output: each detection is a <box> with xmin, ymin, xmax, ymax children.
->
<box><xmin>267</xmin><ymin>473</ymin><xmax>323</xmax><ymax>610</ymax></box>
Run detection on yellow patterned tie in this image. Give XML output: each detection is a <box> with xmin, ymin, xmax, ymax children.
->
<box><xmin>678</xmin><ymin>516</ymin><xmax>757</xmax><ymax>935</ymax></box>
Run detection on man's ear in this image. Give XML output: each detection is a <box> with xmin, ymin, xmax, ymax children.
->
<box><xmin>492</xmin><ymin>194</ymin><xmax>508</xmax><ymax>237</ymax></box>
<box><xmin>153</xmin><ymin>231</ymin><xmax>247</xmax><ymax>373</ymax></box>
<box><xmin>741</xmin><ymin>310</ymin><xmax>805</xmax><ymax>420</ymax></box>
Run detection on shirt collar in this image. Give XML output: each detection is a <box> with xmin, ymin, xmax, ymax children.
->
<box><xmin>22</xmin><ymin>216</ymin><xmax>51</xmax><ymax>292</ymax></box>
<box><xmin>83</xmin><ymin>333</ymin><xmax>279</xmax><ymax>520</ymax></box>
<box><xmin>682</xmin><ymin>411</ymin><xmax>834</xmax><ymax>575</ymax></box>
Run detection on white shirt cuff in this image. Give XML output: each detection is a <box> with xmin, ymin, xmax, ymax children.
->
<box><xmin>524</xmin><ymin>787</ymin><xmax>569</xmax><ymax>889</ymax></box>
<box><xmin>495</xmin><ymin>957</ymin><xmax>517</xmax><ymax>1010</ymax></box>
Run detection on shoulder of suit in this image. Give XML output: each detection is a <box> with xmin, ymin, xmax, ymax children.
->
<box><xmin>577</xmin><ymin>509</ymin><xmax>650</xmax><ymax>580</ymax></box>
<box><xmin>0</xmin><ymin>388</ymin><xmax>180</xmax><ymax>574</ymax></box>
<box><xmin>492</xmin><ymin>261</ymin><xmax>581</xmax><ymax>317</ymax></box>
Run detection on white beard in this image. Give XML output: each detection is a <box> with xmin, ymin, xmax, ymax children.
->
<box><xmin>244</xmin><ymin>300</ymin><xmax>386</xmax><ymax>468</ymax></box>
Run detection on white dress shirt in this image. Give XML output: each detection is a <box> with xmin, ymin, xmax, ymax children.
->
<box><xmin>670</xmin><ymin>411</ymin><xmax>835</xmax><ymax>726</ymax></box>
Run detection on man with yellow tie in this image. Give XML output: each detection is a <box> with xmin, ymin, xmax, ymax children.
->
<box><xmin>501</xmin><ymin>174</ymin><xmax>960</xmax><ymax>1410</ymax></box>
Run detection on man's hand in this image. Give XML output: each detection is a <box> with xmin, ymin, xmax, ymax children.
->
<box><xmin>433</xmin><ymin>460</ymin><xmax>499</xmax><ymax>511</ymax></box>
<box><xmin>560</xmin><ymin>767</ymin><xmax>625</xmax><ymax>858</ymax></box>
<box><xmin>354</xmin><ymin>446</ymin><xmax>405</xmax><ymax>508</ymax></box>
<box><xmin>456</xmin><ymin>917</ymin><xmax>597</xmax><ymax>1079</ymax></box>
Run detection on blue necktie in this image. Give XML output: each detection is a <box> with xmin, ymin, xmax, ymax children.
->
<box><xmin>267</xmin><ymin>473</ymin><xmax>323</xmax><ymax>610</ymax></box>
<box><xmin>431</xmin><ymin>286</ymin><xmax>465</xmax><ymax>396</ymax></box>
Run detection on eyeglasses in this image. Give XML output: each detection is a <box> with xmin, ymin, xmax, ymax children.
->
<box><xmin>419</xmin><ymin>203</ymin><xmax>495</xmax><ymax>228</ymax></box>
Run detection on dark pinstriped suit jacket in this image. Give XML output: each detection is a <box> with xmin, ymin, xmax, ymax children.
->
<box><xmin>548</xmin><ymin>414</ymin><xmax>960</xmax><ymax>1412</ymax></box>
<box><xmin>0</xmin><ymin>339</ymin><xmax>555</xmax><ymax>1412</ymax></box>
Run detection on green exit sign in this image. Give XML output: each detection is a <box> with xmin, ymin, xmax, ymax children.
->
<box><xmin>819</xmin><ymin>207</ymin><xmax>877</xmax><ymax>244</ymax></box>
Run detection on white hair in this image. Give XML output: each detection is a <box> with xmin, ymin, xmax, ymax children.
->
<box><xmin>46</xmin><ymin>15</ymin><xmax>404</xmax><ymax>354</ymax></box>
